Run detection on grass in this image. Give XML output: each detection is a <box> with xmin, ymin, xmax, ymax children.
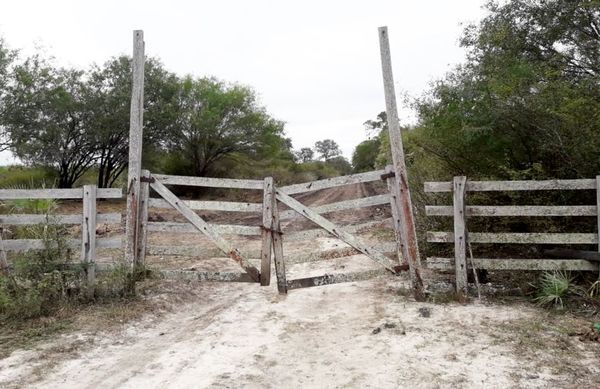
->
<box><xmin>534</xmin><ymin>271</ymin><xmax>574</xmax><ymax>309</ymax></box>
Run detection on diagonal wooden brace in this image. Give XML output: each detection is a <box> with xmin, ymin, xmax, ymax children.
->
<box><xmin>149</xmin><ymin>177</ymin><xmax>261</xmax><ymax>282</ymax></box>
<box><xmin>275</xmin><ymin>190</ymin><xmax>400</xmax><ymax>274</ymax></box>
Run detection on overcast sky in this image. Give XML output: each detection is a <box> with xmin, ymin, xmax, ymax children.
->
<box><xmin>0</xmin><ymin>0</ymin><xmax>487</xmax><ymax>165</ymax></box>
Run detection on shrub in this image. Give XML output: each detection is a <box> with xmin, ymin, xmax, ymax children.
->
<box><xmin>534</xmin><ymin>271</ymin><xmax>574</xmax><ymax>309</ymax></box>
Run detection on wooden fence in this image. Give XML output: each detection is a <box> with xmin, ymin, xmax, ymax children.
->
<box><xmin>0</xmin><ymin>186</ymin><xmax>123</xmax><ymax>293</ymax></box>
<box><xmin>425</xmin><ymin>176</ymin><xmax>600</xmax><ymax>294</ymax></box>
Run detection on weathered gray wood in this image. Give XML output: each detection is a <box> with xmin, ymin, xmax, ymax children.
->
<box><xmin>2</xmin><ymin>237</ymin><xmax>122</xmax><ymax>252</ymax></box>
<box><xmin>260</xmin><ymin>177</ymin><xmax>273</xmax><ymax>286</ymax></box>
<box><xmin>152</xmin><ymin>174</ymin><xmax>263</xmax><ymax>189</ymax></box>
<box><xmin>285</xmin><ymin>218</ymin><xmax>393</xmax><ymax>241</ymax></box>
<box><xmin>159</xmin><ymin>270</ymin><xmax>255</xmax><ymax>282</ymax></box>
<box><xmin>272</xmin><ymin>187</ymin><xmax>287</xmax><ymax>293</ymax></box>
<box><xmin>426</xmin><ymin>257</ymin><xmax>599</xmax><ymax>271</ymax></box>
<box><xmin>0</xmin><ymin>227</ymin><xmax>9</xmax><ymax>275</ymax></box>
<box><xmin>287</xmin><ymin>269</ymin><xmax>388</xmax><ymax>290</ymax></box>
<box><xmin>81</xmin><ymin>185</ymin><xmax>96</xmax><ymax>295</ymax></box>
<box><xmin>0</xmin><ymin>188</ymin><xmax>121</xmax><ymax>200</ymax></box>
<box><xmin>137</xmin><ymin>170</ymin><xmax>150</xmax><ymax>267</ymax></box>
<box><xmin>287</xmin><ymin>242</ymin><xmax>397</xmax><ymax>265</ymax></box>
<box><xmin>149</xmin><ymin>177</ymin><xmax>260</xmax><ymax>281</ymax></box>
<box><xmin>279</xmin><ymin>169</ymin><xmax>386</xmax><ymax>195</ymax></box>
<box><xmin>146</xmin><ymin>222</ymin><xmax>261</xmax><ymax>236</ymax></box>
<box><xmin>279</xmin><ymin>194</ymin><xmax>390</xmax><ymax>220</ymax></box>
<box><xmin>125</xmin><ymin>30</ymin><xmax>145</xmax><ymax>269</ymax></box>
<box><xmin>452</xmin><ymin>177</ymin><xmax>468</xmax><ymax>295</ymax></box>
<box><xmin>544</xmin><ymin>248</ymin><xmax>600</xmax><ymax>262</ymax></box>
<box><xmin>148</xmin><ymin>198</ymin><xmax>262</xmax><ymax>212</ymax></box>
<box><xmin>424</xmin><ymin>179</ymin><xmax>597</xmax><ymax>193</ymax></box>
<box><xmin>378</xmin><ymin>26</ymin><xmax>424</xmax><ymax>300</ymax></box>
<box><xmin>386</xmin><ymin>166</ymin><xmax>404</xmax><ymax>266</ymax></box>
<box><xmin>0</xmin><ymin>213</ymin><xmax>121</xmax><ymax>225</ymax></box>
<box><xmin>427</xmin><ymin>231</ymin><xmax>598</xmax><ymax>244</ymax></box>
<box><xmin>426</xmin><ymin>205</ymin><xmax>597</xmax><ymax>217</ymax></box>
<box><xmin>276</xmin><ymin>189</ymin><xmax>398</xmax><ymax>273</ymax></box>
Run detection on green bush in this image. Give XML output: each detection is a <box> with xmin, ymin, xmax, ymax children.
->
<box><xmin>0</xmin><ymin>165</ymin><xmax>57</xmax><ymax>189</ymax></box>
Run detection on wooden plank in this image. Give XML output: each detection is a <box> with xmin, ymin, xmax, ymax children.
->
<box><xmin>272</xmin><ymin>186</ymin><xmax>287</xmax><ymax>293</ymax></box>
<box><xmin>287</xmin><ymin>269</ymin><xmax>388</xmax><ymax>290</ymax></box>
<box><xmin>279</xmin><ymin>169</ymin><xmax>386</xmax><ymax>195</ymax></box>
<box><xmin>149</xmin><ymin>177</ymin><xmax>260</xmax><ymax>282</ymax></box>
<box><xmin>287</xmin><ymin>242</ymin><xmax>397</xmax><ymax>265</ymax></box>
<box><xmin>386</xmin><ymin>166</ymin><xmax>404</xmax><ymax>266</ymax></box>
<box><xmin>544</xmin><ymin>248</ymin><xmax>600</xmax><ymax>262</ymax></box>
<box><xmin>260</xmin><ymin>177</ymin><xmax>273</xmax><ymax>286</ymax></box>
<box><xmin>148</xmin><ymin>198</ymin><xmax>262</xmax><ymax>212</ymax></box>
<box><xmin>146</xmin><ymin>222</ymin><xmax>261</xmax><ymax>236</ymax></box>
<box><xmin>0</xmin><ymin>213</ymin><xmax>120</xmax><ymax>225</ymax></box>
<box><xmin>81</xmin><ymin>185</ymin><xmax>96</xmax><ymax>294</ymax></box>
<box><xmin>426</xmin><ymin>257</ymin><xmax>599</xmax><ymax>271</ymax></box>
<box><xmin>279</xmin><ymin>194</ymin><xmax>390</xmax><ymax>220</ymax></box>
<box><xmin>125</xmin><ymin>30</ymin><xmax>145</xmax><ymax>269</ymax></box>
<box><xmin>597</xmin><ymin>176</ymin><xmax>600</xmax><ymax>253</ymax></box>
<box><xmin>424</xmin><ymin>179</ymin><xmax>597</xmax><ymax>193</ymax></box>
<box><xmin>426</xmin><ymin>205</ymin><xmax>597</xmax><ymax>217</ymax></box>
<box><xmin>0</xmin><ymin>188</ymin><xmax>81</xmax><ymax>200</ymax></box>
<box><xmin>0</xmin><ymin>227</ymin><xmax>9</xmax><ymax>275</ymax></box>
<box><xmin>427</xmin><ymin>232</ymin><xmax>598</xmax><ymax>244</ymax></box>
<box><xmin>378</xmin><ymin>25</ymin><xmax>424</xmax><ymax>301</ymax></box>
<box><xmin>158</xmin><ymin>270</ymin><xmax>255</xmax><ymax>282</ymax></box>
<box><xmin>2</xmin><ymin>237</ymin><xmax>122</xmax><ymax>252</ymax></box>
<box><xmin>152</xmin><ymin>174</ymin><xmax>263</xmax><ymax>190</ymax></box>
<box><xmin>285</xmin><ymin>218</ymin><xmax>392</xmax><ymax>241</ymax></box>
<box><xmin>275</xmin><ymin>189</ymin><xmax>398</xmax><ymax>273</ymax></box>
<box><xmin>137</xmin><ymin>170</ymin><xmax>150</xmax><ymax>267</ymax></box>
<box><xmin>452</xmin><ymin>177</ymin><xmax>468</xmax><ymax>295</ymax></box>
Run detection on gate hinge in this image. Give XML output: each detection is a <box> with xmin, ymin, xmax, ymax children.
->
<box><xmin>380</xmin><ymin>171</ymin><xmax>395</xmax><ymax>181</ymax></box>
<box><xmin>140</xmin><ymin>176</ymin><xmax>155</xmax><ymax>183</ymax></box>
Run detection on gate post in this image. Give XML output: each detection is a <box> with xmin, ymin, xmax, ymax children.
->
<box><xmin>125</xmin><ymin>30</ymin><xmax>145</xmax><ymax>269</ymax></box>
<box><xmin>378</xmin><ymin>26</ymin><xmax>424</xmax><ymax>300</ymax></box>
<box><xmin>82</xmin><ymin>185</ymin><xmax>97</xmax><ymax>297</ymax></box>
<box><xmin>136</xmin><ymin>169</ymin><xmax>151</xmax><ymax>268</ymax></box>
<box><xmin>260</xmin><ymin>177</ymin><xmax>274</xmax><ymax>286</ymax></box>
<box><xmin>271</xmin><ymin>185</ymin><xmax>287</xmax><ymax>294</ymax></box>
<box><xmin>453</xmin><ymin>176</ymin><xmax>468</xmax><ymax>297</ymax></box>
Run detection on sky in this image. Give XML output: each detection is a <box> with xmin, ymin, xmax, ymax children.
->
<box><xmin>0</xmin><ymin>0</ymin><xmax>487</xmax><ymax>165</ymax></box>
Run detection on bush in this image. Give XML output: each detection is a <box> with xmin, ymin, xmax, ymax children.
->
<box><xmin>0</xmin><ymin>165</ymin><xmax>57</xmax><ymax>189</ymax></box>
<box><xmin>534</xmin><ymin>271</ymin><xmax>574</xmax><ymax>309</ymax></box>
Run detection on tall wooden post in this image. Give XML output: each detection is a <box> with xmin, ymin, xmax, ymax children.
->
<box><xmin>82</xmin><ymin>185</ymin><xmax>97</xmax><ymax>297</ymax></box>
<box><xmin>378</xmin><ymin>26</ymin><xmax>424</xmax><ymax>300</ymax></box>
<box><xmin>453</xmin><ymin>176</ymin><xmax>468</xmax><ymax>297</ymax></box>
<box><xmin>260</xmin><ymin>177</ymin><xmax>274</xmax><ymax>286</ymax></box>
<box><xmin>125</xmin><ymin>30</ymin><xmax>145</xmax><ymax>269</ymax></box>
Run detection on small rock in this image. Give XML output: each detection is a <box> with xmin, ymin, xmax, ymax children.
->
<box><xmin>159</xmin><ymin>332</ymin><xmax>165</xmax><ymax>336</ymax></box>
<box><xmin>526</xmin><ymin>374</ymin><xmax>539</xmax><ymax>380</ymax></box>
<box><xmin>418</xmin><ymin>307</ymin><xmax>431</xmax><ymax>318</ymax></box>
<box><xmin>383</xmin><ymin>322</ymin><xmax>396</xmax><ymax>329</ymax></box>
<box><xmin>371</xmin><ymin>327</ymin><xmax>381</xmax><ymax>335</ymax></box>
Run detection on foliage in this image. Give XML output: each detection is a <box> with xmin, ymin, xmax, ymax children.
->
<box><xmin>0</xmin><ymin>165</ymin><xmax>57</xmax><ymax>189</ymax></box>
<box><xmin>295</xmin><ymin>147</ymin><xmax>314</xmax><ymax>163</ymax></box>
<box><xmin>325</xmin><ymin>155</ymin><xmax>352</xmax><ymax>175</ymax></box>
<box><xmin>534</xmin><ymin>271</ymin><xmax>574</xmax><ymax>309</ymax></box>
<box><xmin>352</xmin><ymin>138</ymin><xmax>380</xmax><ymax>172</ymax></box>
<box><xmin>314</xmin><ymin>139</ymin><xmax>342</xmax><ymax>161</ymax></box>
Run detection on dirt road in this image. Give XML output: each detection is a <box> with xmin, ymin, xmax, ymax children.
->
<box><xmin>1</xmin><ymin>183</ymin><xmax>599</xmax><ymax>388</ymax></box>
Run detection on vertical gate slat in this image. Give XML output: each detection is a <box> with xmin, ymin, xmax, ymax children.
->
<box><xmin>453</xmin><ymin>176</ymin><xmax>468</xmax><ymax>296</ymax></box>
<box><xmin>260</xmin><ymin>177</ymin><xmax>274</xmax><ymax>286</ymax></box>
<box><xmin>272</xmin><ymin>186</ymin><xmax>287</xmax><ymax>294</ymax></box>
<box><xmin>137</xmin><ymin>169</ymin><xmax>151</xmax><ymax>268</ymax></box>
<box><xmin>82</xmin><ymin>185</ymin><xmax>97</xmax><ymax>297</ymax></box>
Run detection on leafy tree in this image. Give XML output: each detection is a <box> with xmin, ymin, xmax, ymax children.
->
<box><xmin>326</xmin><ymin>155</ymin><xmax>352</xmax><ymax>175</ymax></box>
<box><xmin>161</xmin><ymin>77</ymin><xmax>287</xmax><ymax>177</ymax></box>
<box><xmin>414</xmin><ymin>0</ymin><xmax>600</xmax><ymax>179</ymax></box>
<box><xmin>85</xmin><ymin>56</ymin><xmax>179</xmax><ymax>187</ymax></box>
<box><xmin>352</xmin><ymin>138</ymin><xmax>380</xmax><ymax>172</ymax></box>
<box><xmin>0</xmin><ymin>37</ymin><xmax>17</xmax><ymax>152</ymax></box>
<box><xmin>314</xmin><ymin>139</ymin><xmax>341</xmax><ymax>161</ymax></box>
<box><xmin>1</xmin><ymin>56</ymin><xmax>96</xmax><ymax>187</ymax></box>
<box><xmin>295</xmin><ymin>147</ymin><xmax>314</xmax><ymax>163</ymax></box>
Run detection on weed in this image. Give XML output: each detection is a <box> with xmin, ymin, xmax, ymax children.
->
<box><xmin>534</xmin><ymin>271</ymin><xmax>574</xmax><ymax>309</ymax></box>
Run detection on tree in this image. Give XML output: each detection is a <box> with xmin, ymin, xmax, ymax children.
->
<box><xmin>85</xmin><ymin>56</ymin><xmax>179</xmax><ymax>187</ymax></box>
<box><xmin>1</xmin><ymin>56</ymin><xmax>96</xmax><ymax>187</ymax></box>
<box><xmin>314</xmin><ymin>139</ymin><xmax>341</xmax><ymax>161</ymax></box>
<box><xmin>295</xmin><ymin>147</ymin><xmax>314</xmax><ymax>163</ymax></box>
<box><xmin>414</xmin><ymin>0</ymin><xmax>600</xmax><ymax>179</ymax></box>
<box><xmin>326</xmin><ymin>155</ymin><xmax>352</xmax><ymax>175</ymax></box>
<box><xmin>161</xmin><ymin>77</ymin><xmax>287</xmax><ymax>177</ymax></box>
<box><xmin>352</xmin><ymin>138</ymin><xmax>380</xmax><ymax>172</ymax></box>
<box><xmin>0</xmin><ymin>37</ymin><xmax>17</xmax><ymax>152</ymax></box>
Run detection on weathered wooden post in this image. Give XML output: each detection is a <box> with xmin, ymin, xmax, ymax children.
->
<box><xmin>0</xmin><ymin>227</ymin><xmax>8</xmax><ymax>275</ymax></box>
<box><xmin>125</xmin><ymin>30</ymin><xmax>145</xmax><ymax>269</ymax></box>
<box><xmin>453</xmin><ymin>176</ymin><xmax>468</xmax><ymax>296</ymax></box>
<box><xmin>136</xmin><ymin>169</ymin><xmax>151</xmax><ymax>267</ymax></box>
<box><xmin>596</xmin><ymin>176</ymin><xmax>600</xmax><ymax>260</ymax></box>
<box><xmin>271</xmin><ymin>186</ymin><xmax>287</xmax><ymax>294</ymax></box>
<box><xmin>378</xmin><ymin>26</ymin><xmax>424</xmax><ymax>300</ymax></box>
<box><xmin>260</xmin><ymin>177</ymin><xmax>274</xmax><ymax>286</ymax></box>
<box><xmin>82</xmin><ymin>185</ymin><xmax>97</xmax><ymax>297</ymax></box>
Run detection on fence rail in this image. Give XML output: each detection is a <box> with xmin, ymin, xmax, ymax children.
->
<box><xmin>425</xmin><ymin>176</ymin><xmax>600</xmax><ymax>295</ymax></box>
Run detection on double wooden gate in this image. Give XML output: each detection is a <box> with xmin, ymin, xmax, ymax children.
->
<box><xmin>137</xmin><ymin>168</ymin><xmax>408</xmax><ymax>293</ymax></box>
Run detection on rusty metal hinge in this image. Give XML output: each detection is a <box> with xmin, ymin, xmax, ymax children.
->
<box><xmin>140</xmin><ymin>176</ymin><xmax>155</xmax><ymax>183</ymax></box>
<box><xmin>380</xmin><ymin>171</ymin><xmax>395</xmax><ymax>181</ymax></box>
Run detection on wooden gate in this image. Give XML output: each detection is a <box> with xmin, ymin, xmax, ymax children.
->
<box><xmin>271</xmin><ymin>168</ymin><xmax>407</xmax><ymax>293</ymax></box>
<box><xmin>138</xmin><ymin>170</ymin><xmax>280</xmax><ymax>285</ymax></box>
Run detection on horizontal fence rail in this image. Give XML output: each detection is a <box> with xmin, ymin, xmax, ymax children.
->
<box><xmin>148</xmin><ymin>198</ymin><xmax>262</xmax><ymax>213</ymax></box>
<box><xmin>0</xmin><ymin>213</ymin><xmax>121</xmax><ymax>225</ymax></box>
<box><xmin>0</xmin><ymin>188</ymin><xmax>122</xmax><ymax>199</ymax></box>
<box><xmin>279</xmin><ymin>169</ymin><xmax>386</xmax><ymax>195</ymax></box>
<box><xmin>152</xmin><ymin>174</ymin><xmax>264</xmax><ymax>189</ymax></box>
<box><xmin>424</xmin><ymin>179</ymin><xmax>597</xmax><ymax>193</ymax></box>
<box><xmin>425</xmin><ymin>176</ymin><xmax>600</xmax><ymax>294</ymax></box>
